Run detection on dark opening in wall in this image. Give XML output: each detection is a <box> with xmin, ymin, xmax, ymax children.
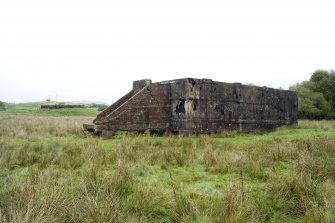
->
<box><xmin>220</xmin><ymin>109</ymin><xmax>225</xmax><ymax>115</ymax></box>
<box><xmin>193</xmin><ymin>100</ymin><xmax>198</xmax><ymax>111</ymax></box>
<box><xmin>175</xmin><ymin>99</ymin><xmax>186</xmax><ymax>116</ymax></box>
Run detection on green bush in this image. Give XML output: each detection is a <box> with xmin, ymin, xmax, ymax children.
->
<box><xmin>290</xmin><ymin>70</ymin><xmax>335</xmax><ymax>119</ymax></box>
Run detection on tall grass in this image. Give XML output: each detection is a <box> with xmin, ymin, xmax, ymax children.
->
<box><xmin>298</xmin><ymin>119</ymin><xmax>335</xmax><ymax>129</ymax></box>
<box><xmin>0</xmin><ymin>115</ymin><xmax>334</xmax><ymax>222</ymax></box>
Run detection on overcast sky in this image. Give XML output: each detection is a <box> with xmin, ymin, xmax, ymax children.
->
<box><xmin>1</xmin><ymin>0</ymin><xmax>334</xmax><ymax>104</ymax></box>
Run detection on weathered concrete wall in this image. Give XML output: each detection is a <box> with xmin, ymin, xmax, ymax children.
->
<box><xmin>169</xmin><ymin>78</ymin><xmax>297</xmax><ymax>133</ymax></box>
<box><xmin>133</xmin><ymin>79</ymin><xmax>152</xmax><ymax>92</ymax></box>
<box><xmin>93</xmin><ymin>83</ymin><xmax>171</xmax><ymax>135</ymax></box>
<box><xmin>89</xmin><ymin>78</ymin><xmax>297</xmax><ymax>135</ymax></box>
<box><xmin>94</xmin><ymin>90</ymin><xmax>135</xmax><ymax>123</ymax></box>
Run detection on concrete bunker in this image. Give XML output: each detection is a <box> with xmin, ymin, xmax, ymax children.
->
<box><xmin>84</xmin><ymin>78</ymin><xmax>298</xmax><ymax>137</ymax></box>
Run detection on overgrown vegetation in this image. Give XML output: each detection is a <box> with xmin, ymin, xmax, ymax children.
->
<box><xmin>290</xmin><ymin>69</ymin><xmax>335</xmax><ymax>119</ymax></box>
<box><xmin>0</xmin><ymin>114</ymin><xmax>334</xmax><ymax>222</ymax></box>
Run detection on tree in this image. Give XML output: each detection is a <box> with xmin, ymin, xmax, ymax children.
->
<box><xmin>310</xmin><ymin>70</ymin><xmax>335</xmax><ymax>106</ymax></box>
<box><xmin>310</xmin><ymin>69</ymin><xmax>328</xmax><ymax>83</ymax></box>
<box><xmin>290</xmin><ymin>82</ymin><xmax>331</xmax><ymax>119</ymax></box>
<box><xmin>289</xmin><ymin>70</ymin><xmax>335</xmax><ymax>119</ymax></box>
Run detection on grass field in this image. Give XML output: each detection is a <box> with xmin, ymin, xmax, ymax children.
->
<box><xmin>0</xmin><ymin>114</ymin><xmax>334</xmax><ymax>222</ymax></box>
<box><xmin>2</xmin><ymin>101</ymin><xmax>99</xmax><ymax>116</ymax></box>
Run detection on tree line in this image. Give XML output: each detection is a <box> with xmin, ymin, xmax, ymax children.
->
<box><xmin>289</xmin><ymin>70</ymin><xmax>335</xmax><ymax>119</ymax></box>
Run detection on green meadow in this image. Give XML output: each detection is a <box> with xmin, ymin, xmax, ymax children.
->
<box><xmin>0</xmin><ymin>113</ymin><xmax>334</xmax><ymax>222</ymax></box>
<box><xmin>3</xmin><ymin>101</ymin><xmax>99</xmax><ymax>116</ymax></box>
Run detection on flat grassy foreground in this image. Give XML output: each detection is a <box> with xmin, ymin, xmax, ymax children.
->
<box><xmin>0</xmin><ymin>114</ymin><xmax>334</xmax><ymax>222</ymax></box>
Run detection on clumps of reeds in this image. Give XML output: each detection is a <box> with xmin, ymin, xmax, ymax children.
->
<box><xmin>1</xmin><ymin>115</ymin><xmax>335</xmax><ymax>222</ymax></box>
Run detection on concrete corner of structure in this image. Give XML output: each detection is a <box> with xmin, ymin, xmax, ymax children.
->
<box><xmin>133</xmin><ymin>79</ymin><xmax>152</xmax><ymax>91</ymax></box>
